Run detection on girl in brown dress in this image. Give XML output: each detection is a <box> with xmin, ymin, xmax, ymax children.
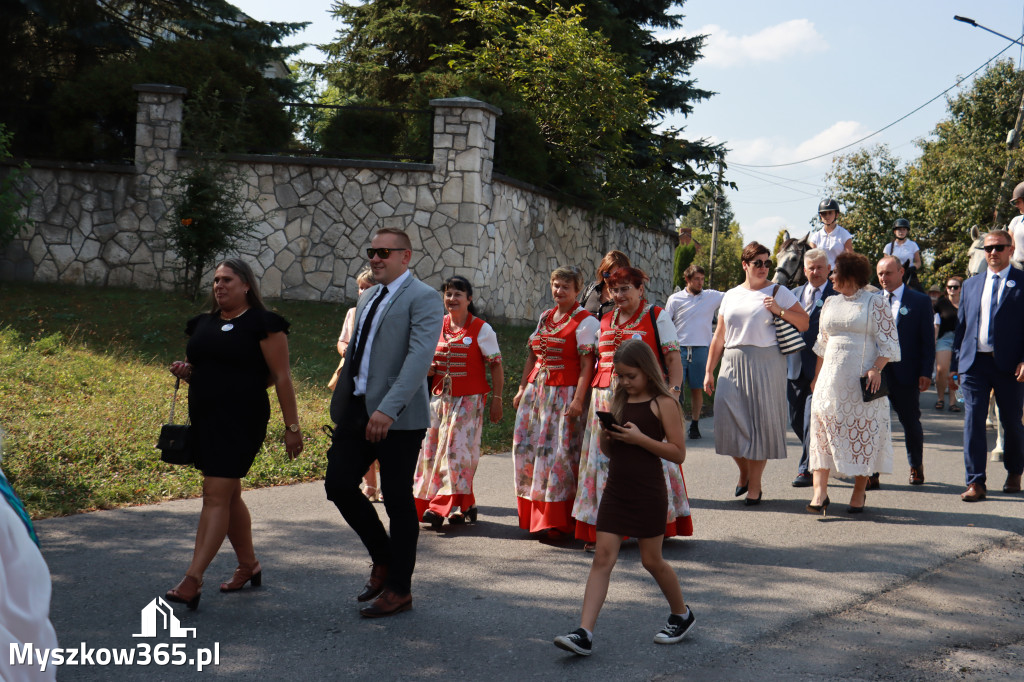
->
<box><xmin>554</xmin><ymin>340</ymin><xmax>694</xmax><ymax>656</ymax></box>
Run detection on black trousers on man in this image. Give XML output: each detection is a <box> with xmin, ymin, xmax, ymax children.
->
<box><xmin>324</xmin><ymin>397</ymin><xmax>426</xmax><ymax>596</ymax></box>
<box><xmin>887</xmin><ymin>381</ymin><xmax>924</xmax><ymax>469</ymax></box>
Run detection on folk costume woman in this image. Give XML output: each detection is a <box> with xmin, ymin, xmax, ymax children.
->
<box><xmin>413</xmin><ymin>277</ymin><xmax>503</xmax><ymax>528</ymax></box>
<box><xmin>513</xmin><ymin>267</ymin><xmax>598</xmax><ymax>539</ymax></box>
<box><xmin>572</xmin><ymin>267</ymin><xmax>692</xmax><ymax>548</ymax></box>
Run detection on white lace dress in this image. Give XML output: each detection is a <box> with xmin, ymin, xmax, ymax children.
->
<box><xmin>809</xmin><ymin>290</ymin><xmax>901</xmax><ymax>476</ymax></box>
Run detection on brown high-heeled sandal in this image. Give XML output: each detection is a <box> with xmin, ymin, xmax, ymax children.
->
<box><xmin>166</xmin><ymin>575</ymin><xmax>203</xmax><ymax>610</ymax></box>
<box><xmin>220</xmin><ymin>561</ymin><xmax>262</xmax><ymax>592</ymax></box>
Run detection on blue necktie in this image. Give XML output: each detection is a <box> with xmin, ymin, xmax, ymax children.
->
<box><xmin>987</xmin><ymin>275</ymin><xmax>1000</xmax><ymax>346</ymax></box>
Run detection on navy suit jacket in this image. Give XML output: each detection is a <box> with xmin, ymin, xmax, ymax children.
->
<box><xmin>884</xmin><ymin>287</ymin><xmax>935</xmax><ymax>386</ymax></box>
<box><xmin>953</xmin><ymin>267</ymin><xmax>1024</xmax><ymax>374</ymax></box>
<box><xmin>788</xmin><ymin>280</ymin><xmax>836</xmax><ymax>383</ymax></box>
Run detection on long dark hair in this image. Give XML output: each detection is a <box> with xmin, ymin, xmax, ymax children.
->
<box><xmin>208</xmin><ymin>258</ymin><xmax>267</xmax><ymax>314</ymax></box>
<box><xmin>443</xmin><ymin>275</ymin><xmax>478</xmax><ymax>316</ymax></box>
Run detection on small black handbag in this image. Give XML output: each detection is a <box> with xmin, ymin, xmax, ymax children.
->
<box><xmin>859</xmin><ymin>374</ymin><xmax>890</xmax><ymax>402</ymax></box>
<box><xmin>156</xmin><ymin>377</ymin><xmax>194</xmax><ymax>465</ymax></box>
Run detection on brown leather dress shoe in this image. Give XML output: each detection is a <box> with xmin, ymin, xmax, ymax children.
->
<box><xmin>961</xmin><ymin>483</ymin><xmax>987</xmax><ymax>502</ymax></box>
<box><xmin>359</xmin><ymin>589</ymin><xmax>412</xmax><ymax>618</ymax></box>
<box><xmin>865</xmin><ymin>473</ymin><xmax>881</xmax><ymax>490</ymax></box>
<box><xmin>357</xmin><ymin>564</ymin><xmax>389</xmax><ymax>602</ymax></box>
<box><xmin>1003</xmin><ymin>473</ymin><xmax>1022</xmax><ymax>494</ymax></box>
<box><xmin>909</xmin><ymin>467</ymin><xmax>924</xmax><ymax>485</ymax></box>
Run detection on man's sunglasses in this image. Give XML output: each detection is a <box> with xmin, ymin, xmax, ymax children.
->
<box><xmin>366</xmin><ymin>247</ymin><xmax>403</xmax><ymax>259</ymax></box>
<box><xmin>748</xmin><ymin>259</ymin><xmax>772</xmax><ymax>269</ymax></box>
<box><xmin>980</xmin><ymin>244</ymin><xmax>1010</xmax><ymax>253</ymax></box>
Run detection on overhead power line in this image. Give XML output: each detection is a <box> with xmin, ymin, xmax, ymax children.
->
<box><xmin>730</xmin><ymin>37</ymin><xmax>1022</xmax><ymax>169</ymax></box>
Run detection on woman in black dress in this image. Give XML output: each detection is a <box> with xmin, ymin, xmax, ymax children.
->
<box><xmin>166</xmin><ymin>258</ymin><xmax>302</xmax><ymax>610</ymax></box>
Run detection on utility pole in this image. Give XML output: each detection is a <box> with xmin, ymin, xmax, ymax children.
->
<box><xmin>708</xmin><ymin>155</ymin><xmax>724</xmax><ymax>288</ymax></box>
<box><xmin>994</xmin><ymin>79</ymin><xmax>1024</xmax><ymax>226</ymax></box>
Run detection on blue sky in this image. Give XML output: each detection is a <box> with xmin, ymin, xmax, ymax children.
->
<box><xmin>232</xmin><ymin>0</ymin><xmax>1024</xmax><ymax>246</ymax></box>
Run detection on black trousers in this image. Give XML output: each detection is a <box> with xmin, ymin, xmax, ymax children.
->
<box><xmin>324</xmin><ymin>397</ymin><xmax>426</xmax><ymax>596</ymax></box>
<box><xmin>887</xmin><ymin>380</ymin><xmax>924</xmax><ymax>469</ymax></box>
<box><xmin>787</xmin><ymin>378</ymin><xmax>813</xmax><ymax>474</ymax></box>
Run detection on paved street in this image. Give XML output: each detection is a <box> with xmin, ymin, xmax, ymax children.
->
<box><xmin>35</xmin><ymin>390</ymin><xmax>1024</xmax><ymax>681</ymax></box>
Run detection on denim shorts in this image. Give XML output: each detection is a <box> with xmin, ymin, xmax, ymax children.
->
<box><xmin>936</xmin><ymin>331</ymin><xmax>954</xmax><ymax>353</ymax></box>
<box><xmin>680</xmin><ymin>346</ymin><xmax>709</xmax><ymax>389</ymax></box>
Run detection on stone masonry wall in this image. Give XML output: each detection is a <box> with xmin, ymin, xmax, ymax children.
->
<box><xmin>0</xmin><ymin>87</ymin><xmax>674</xmax><ymax>324</ymax></box>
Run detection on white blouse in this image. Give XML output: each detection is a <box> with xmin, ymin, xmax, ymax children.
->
<box><xmin>720</xmin><ymin>284</ymin><xmax>798</xmax><ymax>348</ymax></box>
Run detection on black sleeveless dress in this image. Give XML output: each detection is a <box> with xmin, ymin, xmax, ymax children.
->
<box><xmin>185</xmin><ymin>309</ymin><xmax>289</xmax><ymax>478</ymax></box>
<box><xmin>596</xmin><ymin>399</ymin><xmax>668</xmax><ymax>538</ymax></box>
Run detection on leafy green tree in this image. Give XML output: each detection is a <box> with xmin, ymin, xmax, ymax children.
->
<box><xmin>825</xmin><ymin>144</ymin><xmax>911</xmax><ymax>265</ymax></box>
<box><xmin>0</xmin><ymin>124</ymin><xmax>33</xmax><ymax>250</ymax></box>
<box><xmin>692</xmin><ymin>222</ymin><xmax>743</xmax><ymax>291</ymax></box>
<box><xmin>677</xmin><ymin>183</ymin><xmax>735</xmax><ymax>236</ymax></box>
<box><xmin>166</xmin><ymin>86</ymin><xmax>262</xmax><ymax>299</ymax></box>
<box><xmin>907</xmin><ymin>60</ymin><xmax>1024</xmax><ymax>281</ymax></box>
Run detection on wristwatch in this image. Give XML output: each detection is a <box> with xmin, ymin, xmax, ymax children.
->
<box><xmin>670</xmin><ymin>385</ymin><xmax>681</xmax><ymax>392</ymax></box>
<box><xmin>288</xmin><ymin>423</ymin><xmax>300</xmax><ymax>433</ymax></box>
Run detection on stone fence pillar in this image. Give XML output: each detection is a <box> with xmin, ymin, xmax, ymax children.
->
<box><xmin>429</xmin><ymin>97</ymin><xmax>502</xmax><ymax>237</ymax></box>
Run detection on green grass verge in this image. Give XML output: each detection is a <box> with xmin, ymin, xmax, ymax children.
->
<box><xmin>0</xmin><ymin>283</ymin><xmax>532</xmax><ymax>518</ymax></box>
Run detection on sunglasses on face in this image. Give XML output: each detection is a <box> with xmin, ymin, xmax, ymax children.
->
<box><xmin>366</xmin><ymin>247</ymin><xmax>402</xmax><ymax>259</ymax></box>
<box><xmin>946</xmin><ymin>284</ymin><xmax>961</xmax><ymax>290</ymax></box>
<box><xmin>982</xmin><ymin>244</ymin><xmax>1010</xmax><ymax>253</ymax></box>
<box><xmin>748</xmin><ymin>259</ymin><xmax>771</xmax><ymax>269</ymax></box>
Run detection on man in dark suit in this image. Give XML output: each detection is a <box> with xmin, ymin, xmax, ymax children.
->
<box><xmin>325</xmin><ymin>227</ymin><xmax>444</xmax><ymax>616</ymax></box>
<box><xmin>952</xmin><ymin>229</ymin><xmax>1024</xmax><ymax>502</ymax></box>
<box><xmin>877</xmin><ymin>256</ymin><xmax>935</xmax><ymax>485</ymax></box>
<box><xmin>788</xmin><ymin>248</ymin><xmax>836</xmax><ymax>487</ymax></box>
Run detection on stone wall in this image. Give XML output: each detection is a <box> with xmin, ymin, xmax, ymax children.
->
<box><xmin>1</xmin><ymin>86</ymin><xmax>675</xmax><ymax>324</ymax></box>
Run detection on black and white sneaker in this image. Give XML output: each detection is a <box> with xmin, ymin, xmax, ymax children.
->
<box><xmin>654</xmin><ymin>610</ymin><xmax>695</xmax><ymax>644</ymax></box>
<box><xmin>554</xmin><ymin>628</ymin><xmax>592</xmax><ymax>656</ymax></box>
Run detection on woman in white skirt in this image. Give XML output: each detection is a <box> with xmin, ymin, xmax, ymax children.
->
<box><xmin>704</xmin><ymin>242</ymin><xmax>809</xmax><ymax>505</ymax></box>
<box><xmin>806</xmin><ymin>252</ymin><xmax>900</xmax><ymax>515</ymax></box>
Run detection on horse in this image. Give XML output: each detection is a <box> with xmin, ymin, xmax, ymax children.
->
<box><xmin>772</xmin><ymin>230</ymin><xmax>810</xmax><ymax>288</ymax></box>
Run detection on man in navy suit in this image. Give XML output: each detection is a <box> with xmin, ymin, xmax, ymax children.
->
<box><xmin>877</xmin><ymin>256</ymin><xmax>935</xmax><ymax>485</ymax></box>
<box><xmin>788</xmin><ymin>248</ymin><xmax>836</xmax><ymax>487</ymax></box>
<box><xmin>952</xmin><ymin>229</ymin><xmax>1024</xmax><ymax>502</ymax></box>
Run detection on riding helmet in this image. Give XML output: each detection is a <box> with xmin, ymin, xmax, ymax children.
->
<box><xmin>1011</xmin><ymin>180</ymin><xmax>1024</xmax><ymax>203</ymax></box>
<box><xmin>892</xmin><ymin>218</ymin><xmax>910</xmax><ymax>232</ymax></box>
<box><xmin>818</xmin><ymin>198</ymin><xmax>840</xmax><ymax>213</ymax></box>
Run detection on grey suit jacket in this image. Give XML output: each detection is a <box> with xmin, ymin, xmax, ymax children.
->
<box><xmin>330</xmin><ymin>274</ymin><xmax>444</xmax><ymax>431</ymax></box>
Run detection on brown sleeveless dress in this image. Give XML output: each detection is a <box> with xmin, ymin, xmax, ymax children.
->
<box><xmin>596</xmin><ymin>399</ymin><xmax>669</xmax><ymax>538</ymax></box>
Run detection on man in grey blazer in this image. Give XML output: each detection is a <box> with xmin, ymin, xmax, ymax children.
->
<box><xmin>326</xmin><ymin>227</ymin><xmax>443</xmax><ymax>617</ymax></box>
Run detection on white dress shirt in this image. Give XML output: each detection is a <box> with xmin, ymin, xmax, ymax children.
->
<box><xmin>354</xmin><ymin>269</ymin><xmax>412</xmax><ymax>395</ymax></box>
<box><xmin>978</xmin><ymin>266</ymin><xmax>1009</xmax><ymax>353</ymax></box>
<box><xmin>885</xmin><ymin>284</ymin><xmax>905</xmax><ymax>323</ymax></box>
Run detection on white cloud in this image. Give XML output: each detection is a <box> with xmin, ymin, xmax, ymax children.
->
<box><xmin>693</xmin><ymin>19</ymin><xmax>826</xmax><ymax>68</ymax></box>
<box><xmin>728</xmin><ymin>120</ymin><xmax>872</xmax><ymax>168</ymax></box>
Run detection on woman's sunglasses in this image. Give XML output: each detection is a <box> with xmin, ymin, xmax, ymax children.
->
<box><xmin>747</xmin><ymin>259</ymin><xmax>772</xmax><ymax>269</ymax></box>
<box><xmin>946</xmin><ymin>284</ymin><xmax>961</xmax><ymax>290</ymax></box>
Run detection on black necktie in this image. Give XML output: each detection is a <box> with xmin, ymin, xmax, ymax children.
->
<box><xmin>348</xmin><ymin>285</ymin><xmax>389</xmax><ymax>373</ymax></box>
<box><xmin>987</xmin><ymin>276</ymin><xmax>1000</xmax><ymax>345</ymax></box>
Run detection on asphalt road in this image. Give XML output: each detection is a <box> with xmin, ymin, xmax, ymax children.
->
<box><xmin>33</xmin><ymin>389</ymin><xmax>1024</xmax><ymax>681</ymax></box>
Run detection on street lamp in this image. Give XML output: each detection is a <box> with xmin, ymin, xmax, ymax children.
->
<box><xmin>954</xmin><ymin>15</ymin><xmax>1024</xmax><ymax>224</ymax></box>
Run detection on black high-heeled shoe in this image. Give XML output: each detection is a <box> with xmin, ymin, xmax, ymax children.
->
<box><xmin>847</xmin><ymin>493</ymin><xmax>866</xmax><ymax>514</ymax></box>
<box><xmin>422</xmin><ymin>510</ymin><xmax>444</xmax><ymax>530</ymax></box>
<box><xmin>734</xmin><ymin>484</ymin><xmax>749</xmax><ymax>497</ymax></box>
<box><xmin>744</xmin><ymin>493</ymin><xmax>762</xmax><ymax>506</ymax></box>
<box><xmin>465</xmin><ymin>506</ymin><xmax>478</xmax><ymax>523</ymax></box>
<box><xmin>806</xmin><ymin>496</ymin><xmax>830</xmax><ymax>516</ymax></box>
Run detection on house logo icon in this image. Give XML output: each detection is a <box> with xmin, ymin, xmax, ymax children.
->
<box><xmin>132</xmin><ymin>597</ymin><xmax>197</xmax><ymax>638</ymax></box>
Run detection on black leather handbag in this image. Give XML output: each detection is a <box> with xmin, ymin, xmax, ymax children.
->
<box><xmin>156</xmin><ymin>377</ymin><xmax>194</xmax><ymax>465</ymax></box>
<box><xmin>859</xmin><ymin>374</ymin><xmax>889</xmax><ymax>402</ymax></box>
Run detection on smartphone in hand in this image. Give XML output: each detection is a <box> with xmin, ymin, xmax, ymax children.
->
<box><xmin>596</xmin><ymin>410</ymin><xmax>620</xmax><ymax>430</ymax></box>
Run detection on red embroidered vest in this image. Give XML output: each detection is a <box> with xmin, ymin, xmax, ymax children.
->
<box><xmin>592</xmin><ymin>304</ymin><xmax>664</xmax><ymax>388</ymax></box>
<box><xmin>430</xmin><ymin>315</ymin><xmax>491</xmax><ymax>397</ymax></box>
<box><xmin>527</xmin><ymin>306</ymin><xmax>592</xmax><ymax>386</ymax></box>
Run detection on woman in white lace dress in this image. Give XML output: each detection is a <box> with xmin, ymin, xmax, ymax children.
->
<box><xmin>807</xmin><ymin>252</ymin><xmax>900</xmax><ymax>515</ymax></box>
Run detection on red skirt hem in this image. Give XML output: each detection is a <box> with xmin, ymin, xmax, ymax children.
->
<box><xmin>574</xmin><ymin>515</ymin><xmax>693</xmax><ymax>542</ymax></box>
<box><xmin>516</xmin><ymin>498</ymin><xmax>575</xmax><ymax>535</ymax></box>
<box><xmin>414</xmin><ymin>493</ymin><xmax>476</xmax><ymax>520</ymax></box>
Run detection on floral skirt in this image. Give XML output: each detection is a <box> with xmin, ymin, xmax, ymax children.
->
<box><xmin>512</xmin><ymin>381</ymin><xmax>585</xmax><ymax>534</ymax></box>
<box><xmin>571</xmin><ymin>386</ymin><xmax>693</xmax><ymax>542</ymax></box>
<box><xmin>413</xmin><ymin>393</ymin><xmax>485</xmax><ymax>519</ymax></box>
